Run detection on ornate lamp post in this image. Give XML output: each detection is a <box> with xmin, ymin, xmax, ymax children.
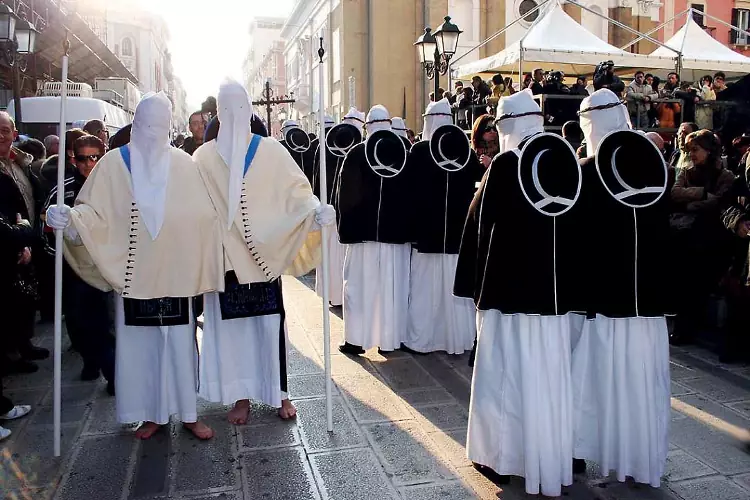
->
<box><xmin>0</xmin><ymin>4</ymin><xmax>39</xmax><ymax>134</ymax></box>
<box><xmin>414</xmin><ymin>16</ymin><xmax>462</xmax><ymax>103</ymax></box>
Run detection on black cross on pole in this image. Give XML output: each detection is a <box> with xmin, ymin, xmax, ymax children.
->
<box><xmin>252</xmin><ymin>80</ymin><xmax>296</xmax><ymax>137</ymax></box>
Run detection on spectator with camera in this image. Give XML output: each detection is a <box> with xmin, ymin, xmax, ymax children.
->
<box><xmin>593</xmin><ymin>60</ymin><xmax>624</xmax><ymax>94</ymax></box>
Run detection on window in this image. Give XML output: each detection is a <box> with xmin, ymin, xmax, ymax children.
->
<box><xmin>732</xmin><ymin>9</ymin><xmax>750</xmax><ymax>45</ymax></box>
<box><xmin>518</xmin><ymin>0</ymin><xmax>540</xmax><ymax>24</ymax></box>
<box><xmin>122</xmin><ymin>37</ymin><xmax>133</xmax><ymax>57</ymax></box>
<box><xmin>691</xmin><ymin>4</ymin><xmax>705</xmax><ymax>28</ymax></box>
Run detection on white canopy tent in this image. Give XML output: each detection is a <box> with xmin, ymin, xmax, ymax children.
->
<box><xmin>452</xmin><ymin>3</ymin><xmax>675</xmax><ymax>80</ymax></box>
<box><xmin>649</xmin><ymin>14</ymin><xmax>750</xmax><ymax>79</ymax></box>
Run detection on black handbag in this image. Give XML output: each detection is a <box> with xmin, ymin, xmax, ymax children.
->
<box><xmin>218</xmin><ymin>272</ymin><xmax>284</xmax><ymax>320</ymax></box>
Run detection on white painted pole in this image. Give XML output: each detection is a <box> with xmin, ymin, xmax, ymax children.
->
<box><xmin>53</xmin><ymin>33</ymin><xmax>71</xmax><ymax>458</ymax></box>
<box><xmin>316</xmin><ymin>36</ymin><xmax>334</xmax><ymax>433</ymax></box>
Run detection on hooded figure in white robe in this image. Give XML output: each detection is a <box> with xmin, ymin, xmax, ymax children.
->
<box><xmin>342</xmin><ymin>107</ymin><xmax>366</xmax><ymax>132</ymax></box>
<box><xmin>192</xmin><ymin>79</ymin><xmax>332</xmax><ymax>423</ymax></box>
<box><xmin>455</xmin><ymin>90</ymin><xmax>581</xmax><ymax>496</ymax></box>
<box><xmin>571</xmin><ymin>89</ymin><xmax>671</xmax><ymax>487</ymax></box>
<box><xmin>337</xmin><ymin>105</ymin><xmax>413</xmax><ymax>354</ymax></box>
<box><xmin>403</xmin><ymin>99</ymin><xmax>479</xmax><ymax>354</ymax></box>
<box><xmin>46</xmin><ymin>92</ymin><xmax>224</xmax><ymax>440</ymax></box>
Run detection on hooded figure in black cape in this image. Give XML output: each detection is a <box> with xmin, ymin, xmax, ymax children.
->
<box><xmin>403</xmin><ymin>98</ymin><xmax>482</xmax><ymax>355</ymax></box>
<box><xmin>391</xmin><ymin>117</ymin><xmax>412</xmax><ymax>151</ymax></box>
<box><xmin>454</xmin><ymin>89</ymin><xmax>586</xmax><ymax>497</ymax></box>
<box><xmin>313</xmin><ymin>115</ymin><xmax>363</xmax><ymax>307</ymax></box>
<box><xmin>335</xmin><ymin>105</ymin><xmax>413</xmax><ymax>355</ymax></box>
<box><xmin>570</xmin><ymin>88</ymin><xmax>671</xmax><ymax>488</ymax></box>
<box><xmin>279</xmin><ymin>119</ymin><xmax>315</xmax><ymax>183</ymax></box>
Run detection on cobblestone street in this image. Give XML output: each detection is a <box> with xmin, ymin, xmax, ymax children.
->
<box><xmin>2</xmin><ymin>275</ymin><xmax>750</xmax><ymax>499</ymax></box>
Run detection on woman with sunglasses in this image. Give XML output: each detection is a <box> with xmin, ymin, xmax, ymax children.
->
<box><xmin>470</xmin><ymin>114</ymin><xmax>499</xmax><ymax>169</ymax></box>
<box><xmin>41</xmin><ymin>134</ymin><xmax>116</xmax><ymax>394</ymax></box>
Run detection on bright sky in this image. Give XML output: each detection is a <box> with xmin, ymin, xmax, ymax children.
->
<box><xmin>135</xmin><ymin>0</ymin><xmax>294</xmax><ymax>110</ymax></box>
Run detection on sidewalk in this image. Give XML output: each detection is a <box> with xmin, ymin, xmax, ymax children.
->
<box><xmin>1</xmin><ymin>275</ymin><xmax>749</xmax><ymax>499</ymax></box>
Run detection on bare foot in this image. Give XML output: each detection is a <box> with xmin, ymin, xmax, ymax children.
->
<box><xmin>228</xmin><ymin>399</ymin><xmax>250</xmax><ymax>425</ymax></box>
<box><xmin>135</xmin><ymin>421</ymin><xmax>162</xmax><ymax>440</ymax></box>
<box><xmin>183</xmin><ymin>421</ymin><xmax>214</xmax><ymax>440</ymax></box>
<box><xmin>278</xmin><ymin>399</ymin><xmax>297</xmax><ymax>420</ymax></box>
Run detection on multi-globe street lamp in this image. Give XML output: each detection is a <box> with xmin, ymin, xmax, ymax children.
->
<box><xmin>414</xmin><ymin>16</ymin><xmax>462</xmax><ymax>103</ymax></box>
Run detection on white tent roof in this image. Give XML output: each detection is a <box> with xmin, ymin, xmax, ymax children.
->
<box><xmin>453</xmin><ymin>3</ymin><xmax>674</xmax><ymax>79</ymax></box>
<box><xmin>650</xmin><ymin>16</ymin><xmax>750</xmax><ymax>74</ymax></box>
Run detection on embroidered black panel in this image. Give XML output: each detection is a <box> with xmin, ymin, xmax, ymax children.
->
<box><xmin>218</xmin><ymin>271</ymin><xmax>284</xmax><ymax>320</ymax></box>
<box><xmin>123</xmin><ymin>297</ymin><xmax>190</xmax><ymax>326</ymax></box>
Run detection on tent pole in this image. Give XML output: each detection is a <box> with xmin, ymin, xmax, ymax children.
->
<box><xmin>619</xmin><ymin>8</ymin><xmax>691</xmax><ymax>51</ymax></box>
<box><xmin>566</xmin><ymin>0</ymin><xmax>680</xmax><ymax>56</ymax></box>
<box><xmin>449</xmin><ymin>0</ymin><xmax>552</xmax><ymax>69</ymax></box>
<box><xmin>701</xmin><ymin>9</ymin><xmax>750</xmax><ymax>39</ymax></box>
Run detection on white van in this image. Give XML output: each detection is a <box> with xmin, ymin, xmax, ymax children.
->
<box><xmin>6</xmin><ymin>96</ymin><xmax>132</xmax><ymax>141</ymax></box>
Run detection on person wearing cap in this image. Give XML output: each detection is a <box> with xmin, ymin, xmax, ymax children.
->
<box><xmin>571</xmin><ymin>88</ymin><xmax>671</xmax><ymax>487</ymax></box>
<box><xmin>455</xmin><ymin>90</ymin><xmax>585</xmax><ymax>496</ymax></box>
<box><xmin>192</xmin><ymin>79</ymin><xmax>331</xmax><ymax>424</ymax></box>
<box><xmin>337</xmin><ymin>105</ymin><xmax>413</xmax><ymax>356</ymax></box>
<box><xmin>45</xmin><ymin>92</ymin><xmax>225</xmax><ymax>441</ymax></box>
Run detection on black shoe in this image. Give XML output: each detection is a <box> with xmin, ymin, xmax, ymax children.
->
<box><xmin>399</xmin><ymin>343</ymin><xmax>425</xmax><ymax>356</ymax></box>
<box><xmin>106</xmin><ymin>379</ymin><xmax>115</xmax><ymax>397</ymax></box>
<box><xmin>573</xmin><ymin>458</ymin><xmax>587</xmax><ymax>474</ymax></box>
<box><xmin>80</xmin><ymin>365</ymin><xmax>101</xmax><ymax>381</ymax></box>
<box><xmin>20</xmin><ymin>344</ymin><xmax>50</xmax><ymax>361</ymax></box>
<box><xmin>5</xmin><ymin>359</ymin><xmax>39</xmax><ymax>374</ymax></box>
<box><xmin>338</xmin><ymin>342</ymin><xmax>365</xmax><ymax>356</ymax></box>
<box><xmin>472</xmin><ymin>462</ymin><xmax>510</xmax><ymax>485</ymax></box>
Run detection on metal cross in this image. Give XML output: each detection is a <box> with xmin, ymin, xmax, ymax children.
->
<box><xmin>252</xmin><ymin>80</ymin><xmax>296</xmax><ymax>137</ymax></box>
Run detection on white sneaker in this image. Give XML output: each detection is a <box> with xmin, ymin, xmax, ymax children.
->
<box><xmin>0</xmin><ymin>426</ymin><xmax>10</xmax><ymax>441</ymax></box>
<box><xmin>0</xmin><ymin>405</ymin><xmax>31</xmax><ymax>420</ymax></box>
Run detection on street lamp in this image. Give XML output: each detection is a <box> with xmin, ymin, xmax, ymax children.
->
<box><xmin>0</xmin><ymin>5</ymin><xmax>39</xmax><ymax>135</ymax></box>
<box><xmin>415</xmin><ymin>16</ymin><xmax>462</xmax><ymax>103</ymax></box>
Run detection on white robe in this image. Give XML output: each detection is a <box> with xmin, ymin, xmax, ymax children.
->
<box><xmin>467</xmin><ymin>311</ymin><xmax>575</xmax><ymax>497</ymax></box>
<box><xmin>405</xmin><ymin>252</ymin><xmax>476</xmax><ymax>354</ymax></box>
<box><xmin>315</xmin><ymin>225</ymin><xmax>346</xmax><ymax>306</ymax></box>
<box><xmin>199</xmin><ymin>293</ymin><xmax>288</xmax><ymax>407</ymax></box>
<box><xmin>343</xmin><ymin>242</ymin><xmax>411</xmax><ymax>351</ymax></box>
<box><xmin>114</xmin><ymin>295</ymin><xmax>199</xmax><ymax>425</ymax></box>
<box><xmin>571</xmin><ymin>315</ymin><xmax>671</xmax><ymax>487</ymax></box>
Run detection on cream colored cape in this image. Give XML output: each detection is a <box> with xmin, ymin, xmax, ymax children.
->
<box><xmin>193</xmin><ymin>136</ymin><xmax>321</xmax><ymax>284</ymax></box>
<box><xmin>63</xmin><ymin>147</ymin><xmax>225</xmax><ymax>298</ymax></box>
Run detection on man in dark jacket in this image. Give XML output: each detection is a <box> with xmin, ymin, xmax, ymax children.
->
<box><xmin>41</xmin><ymin>135</ymin><xmax>115</xmax><ymax>392</ymax></box>
<box><xmin>0</xmin><ymin>112</ymin><xmax>48</xmax><ymax>374</ymax></box>
<box><xmin>593</xmin><ymin>61</ymin><xmax>625</xmax><ymax>94</ymax></box>
<box><xmin>182</xmin><ymin>110</ymin><xmax>206</xmax><ymax>155</ymax></box>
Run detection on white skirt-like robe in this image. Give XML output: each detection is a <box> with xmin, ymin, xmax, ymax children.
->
<box><xmin>343</xmin><ymin>242</ymin><xmax>411</xmax><ymax>351</ymax></box>
<box><xmin>198</xmin><ymin>292</ymin><xmax>288</xmax><ymax>408</ymax></box>
<box><xmin>467</xmin><ymin>310</ymin><xmax>575</xmax><ymax>497</ymax></box>
<box><xmin>315</xmin><ymin>225</ymin><xmax>346</xmax><ymax>306</ymax></box>
<box><xmin>114</xmin><ymin>295</ymin><xmax>199</xmax><ymax>425</ymax></box>
<box><xmin>405</xmin><ymin>252</ymin><xmax>476</xmax><ymax>354</ymax></box>
<box><xmin>571</xmin><ymin>315</ymin><xmax>671</xmax><ymax>487</ymax></box>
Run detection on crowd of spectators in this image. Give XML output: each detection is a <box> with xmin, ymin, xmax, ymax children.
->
<box><xmin>0</xmin><ymin>113</ymin><xmax>120</xmax><ymax>441</ymax></box>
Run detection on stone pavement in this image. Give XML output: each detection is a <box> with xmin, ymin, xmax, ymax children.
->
<box><xmin>2</xmin><ymin>275</ymin><xmax>750</xmax><ymax>500</ymax></box>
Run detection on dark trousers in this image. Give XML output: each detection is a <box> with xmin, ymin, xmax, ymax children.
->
<box><xmin>62</xmin><ymin>267</ymin><xmax>115</xmax><ymax>381</ymax></box>
<box><xmin>3</xmin><ymin>296</ymin><xmax>36</xmax><ymax>356</ymax></box>
<box><xmin>723</xmin><ymin>279</ymin><xmax>750</xmax><ymax>361</ymax></box>
<box><xmin>0</xmin><ymin>376</ymin><xmax>13</xmax><ymax>415</ymax></box>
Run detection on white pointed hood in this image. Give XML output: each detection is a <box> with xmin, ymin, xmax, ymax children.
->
<box><xmin>217</xmin><ymin>79</ymin><xmax>254</xmax><ymax>229</ymax></box>
<box><xmin>391</xmin><ymin>117</ymin><xmax>408</xmax><ymax>138</ymax></box>
<box><xmin>343</xmin><ymin>107</ymin><xmax>366</xmax><ymax>132</ymax></box>
<box><xmin>579</xmin><ymin>89</ymin><xmax>631</xmax><ymax>154</ymax></box>
<box><xmin>129</xmin><ymin>92</ymin><xmax>173</xmax><ymax>240</ymax></box>
<box><xmin>422</xmin><ymin>98</ymin><xmax>452</xmax><ymax>140</ymax></box>
<box><xmin>495</xmin><ymin>90</ymin><xmax>544</xmax><ymax>153</ymax></box>
<box><xmin>365</xmin><ymin>105</ymin><xmax>391</xmax><ymax>135</ymax></box>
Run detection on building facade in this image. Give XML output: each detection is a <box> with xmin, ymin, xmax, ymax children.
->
<box><xmin>75</xmin><ymin>2</ymin><xmax>171</xmax><ymax>95</ymax></box>
<box><xmin>282</xmin><ymin>0</ymin><xmax>494</xmax><ymax>132</ymax></box>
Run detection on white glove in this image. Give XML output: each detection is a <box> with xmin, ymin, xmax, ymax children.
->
<box><xmin>314</xmin><ymin>203</ymin><xmax>336</xmax><ymax>227</ymax></box>
<box><xmin>46</xmin><ymin>204</ymin><xmax>72</xmax><ymax>230</ymax></box>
